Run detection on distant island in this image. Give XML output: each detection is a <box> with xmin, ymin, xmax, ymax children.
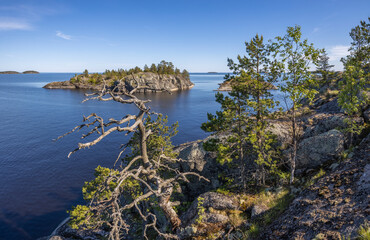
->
<box><xmin>207</xmin><ymin>71</ymin><xmax>218</xmax><ymax>73</ymax></box>
<box><xmin>44</xmin><ymin>61</ymin><xmax>194</xmax><ymax>92</ymax></box>
<box><xmin>23</xmin><ymin>70</ymin><xmax>39</xmax><ymax>74</ymax></box>
<box><xmin>0</xmin><ymin>70</ymin><xmax>39</xmax><ymax>74</ymax></box>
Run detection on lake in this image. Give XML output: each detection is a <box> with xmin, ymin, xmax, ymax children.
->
<box><xmin>0</xmin><ymin>73</ymin><xmax>228</xmax><ymax>239</ymax></box>
<box><xmin>0</xmin><ymin>73</ymin><xmax>288</xmax><ymax>239</ymax></box>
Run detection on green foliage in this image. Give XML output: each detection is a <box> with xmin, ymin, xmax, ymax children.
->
<box><xmin>273</xmin><ymin>25</ymin><xmax>322</xmax><ymax>184</ymax></box>
<box><xmin>202</xmin><ymin>90</ymin><xmax>250</xmax><ymax>167</ymax></box>
<box><xmin>181</xmin><ymin>69</ymin><xmax>190</xmax><ymax>79</ymax></box>
<box><xmin>341</xmin><ymin>18</ymin><xmax>370</xmax><ymax>72</ymax></box>
<box><xmin>338</xmin><ymin>65</ymin><xmax>367</xmax><ymax>136</ymax></box>
<box><xmin>126</xmin><ymin>114</ymin><xmax>179</xmax><ymax>161</ymax></box>
<box><xmin>195</xmin><ymin>197</ymin><xmax>205</xmax><ymax>224</ymax></box>
<box><xmin>82</xmin><ymin>166</ymin><xmax>119</xmax><ymax>202</ymax></box>
<box><xmin>274</xmin><ymin>25</ymin><xmax>321</xmax><ymax>111</ymax></box>
<box><xmin>74</xmin><ymin>61</ymin><xmax>189</xmax><ymax>85</ymax></box>
<box><xmin>227</xmin><ymin>34</ymin><xmax>283</xmax><ymax>185</ymax></box>
<box><xmin>304</xmin><ymin>168</ymin><xmax>326</xmax><ymax>188</ymax></box>
<box><xmin>357</xmin><ymin>221</ymin><xmax>370</xmax><ymax>240</ymax></box>
<box><xmin>245</xmin><ymin>223</ymin><xmax>260</xmax><ymax>238</ymax></box>
<box><xmin>68</xmin><ymin>205</ymin><xmax>95</xmax><ymax>230</ymax></box>
<box><xmin>68</xmin><ymin>113</ymin><xmax>180</xmax><ymax>234</ymax></box>
<box><xmin>203</xmin><ymin>34</ymin><xmax>285</xmax><ymax>187</ymax></box>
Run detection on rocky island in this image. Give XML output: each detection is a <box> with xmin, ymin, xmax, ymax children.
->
<box><xmin>43</xmin><ymin>61</ymin><xmax>194</xmax><ymax>92</ymax></box>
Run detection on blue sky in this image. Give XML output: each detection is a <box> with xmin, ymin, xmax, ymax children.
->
<box><xmin>0</xmin><ymin>0</ymin><xmax>369</xmax><ymax>72</ymax></box>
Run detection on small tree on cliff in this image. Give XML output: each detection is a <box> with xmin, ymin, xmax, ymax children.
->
<box><xmin>341</xmin><ymin>17</ymin><xmax>370</xmax><ymax>73</ymax></box>
<box><xmin>58</xmin><ymin>79</ymin><xmax>207</xmax><ymax>240</ymax></box>
<box><xmin>338</xmin><ymin>65</ymin><xmax>367</xmax><ymax>146</ymax></box>
<box><xmin>202</xmin><ymin>34</ymin><xmax>283</xmax><ymax>187</ymax></box>
<box><xmin>227</xmin><ymin>34</ymin><xmax>283</xmax><ymax>185</ymax></box>
<box><xmin>273</xmin><ymin>25</ymin><xmax>322</xmax><ymax>184</ymax></box>
<box><xmin>202</xmin><ymin>83</ymin><xmax>251</xmax><ymax>189</ymax></box>
<box><xmin>338</xmin><ymin>19</ymin><xmax>369</xmax><ymax>146</ymax></box>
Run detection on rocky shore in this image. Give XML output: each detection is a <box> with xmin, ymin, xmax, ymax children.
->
<box><xmin>43</xmin><ymin>72</ymin><xmax>194</xmax><ymax>92</ymax></box>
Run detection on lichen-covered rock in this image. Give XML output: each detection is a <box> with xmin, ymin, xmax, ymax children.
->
<box><xmin>295</xmin><ymin>129</ymin><xmax>345</xmax><ymax>170</ymax></box>
<box><xmin>178</xmin><ymin>142</ymin><xmax>207</xmax><ymax>172</ymax></box>
<box><xmin>48</xmin><ymin>236</ymin><xmax>63</xmax><ymax>240</ymax></box>
<box><xmin>45</xmin><ymin>218</ymin><xmax>108</xmax><ymax>240</ymax></box>
<box><xmin>175</xmin><ymin>140</ymin><xmax>220</xmax><ymax>199</ymax></box>
<box><xmin>251</xmin><ymin>204</ymin><xmax>269</xmax><ymax>218</ymax></box>
<box><xmin>178</xmin><ymin>192</ymin><xmax>241</xmax><ymax>239</ymax></box>
<box><xmin>268</xmin><ymin>120</ymin><xmax>293</xmax><ymax>149</ymax></box>
<box><xmin>302</xmin><ymin>113</ymin><xmax>347</xmax><ymax>139</ymax></box>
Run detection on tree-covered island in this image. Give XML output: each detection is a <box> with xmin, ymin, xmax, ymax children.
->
<box><xmin>43</xmin><ymin>60</ymin><xmax>193</xmax><ymax>92</ymax></box>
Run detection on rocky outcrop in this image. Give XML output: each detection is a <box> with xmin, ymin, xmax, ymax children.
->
<box><xmin>259</xmin><ymin>133</ymin><xmax>370</xmax><ymax>240</ymax></box>
<box><xmin>39</xmin><ymin>217</ymin><xmax>107</xmax><ymax>240</ymax></box>
<box><xmin>302</xmin><ymin>113</ymin><xmax>347</xmax><ymax>139</ymax></box>
<box><xmin>268</xmin><ymin>120</ymin><xmax>294</xmax><ymax>149</ymax></box>
<box><xmin>175</xmin><ymin>140</ymin><xmax>221</xmax><ymax>199</ymax></box>
<box><xmin>43</xmin><ymin>81</ymin><xmax>77</xmax><ymax>89</ymax></box>
<box><xmin>43</xmin><ymin>72</ymin><xmax>194</xmax><ymax>92</ymax></box>
<box><xmin>178</xmin><ymin>192</ymin><xmax>241</xmax><ymax>239</ymax></box>
<box><xmin>217</xmin><ymin>79</ymin><xmax>278</xmax><ymax>91</ymax></box>
<box><xmin>124</xmin><ymin>72</ymin><xmax>194</xmax><ymax>92</ymax></box>
<box><xmin>295</xmin><ymin>129</ymin><xmax>345</xmax><ymax>170</ymax></box>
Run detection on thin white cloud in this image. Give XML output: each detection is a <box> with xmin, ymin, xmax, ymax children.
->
<box><xmin>328</xmin><ymin>45</ymin><xmax>349</xmax><ymax>61</ymax></box>
<box><xmin>0</xmin><ymin>20</ymin><xmax>31</xmax><ymax>30</ymax></box>
<box><xmin>56</xmin><ymin>31</ymin><xmax>71</xmax><ymax>40</ymax></box>
<box><xmin>312</xmin><ymin>27</ymin><xmax>320</xmax><ymax>33</ymax></box>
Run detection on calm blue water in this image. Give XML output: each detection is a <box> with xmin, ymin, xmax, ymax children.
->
<box><xmin>0</xmin><ymin>73</ymin><xmax>227</xmax><ymax>240</ymax></box>
<box><xmin>0</xmin><ymin>73</ymin><xmax>288</xmax><ymax>239</ymax></box>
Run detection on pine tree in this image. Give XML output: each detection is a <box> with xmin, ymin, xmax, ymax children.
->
<box><xmin>202</xmin><ymin>86</ymin><xmax>251</xmax><ymax>189</ymax></box>
<box><xmin>202</xmin><ymin>34</ymin><xmax>283</xmax><ymax>188</ymax></box>
<box><xmin>227</xmin><ymin>34</ymin><xmax>282</xmax><ymax>185</ymax></box>
<box><xmin>317</xmin><ymin>49</ymin><xmax>334</xmax><ymax>84</ymax></box>
<box><xmin>150</xmin><ymin>63</ymin><xmax>157</xmax><ymax>73</ymax></box>
<box><xmin>341</xmin><ymin>17</ymin><xmax>370</xmax><ymax>73</ymax></box>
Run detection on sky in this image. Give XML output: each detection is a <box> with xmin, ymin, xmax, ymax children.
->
<box><xmin>0</xmin><ymin>0</ymin><xmax>369</xmax><ymax>72</ymax></box>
